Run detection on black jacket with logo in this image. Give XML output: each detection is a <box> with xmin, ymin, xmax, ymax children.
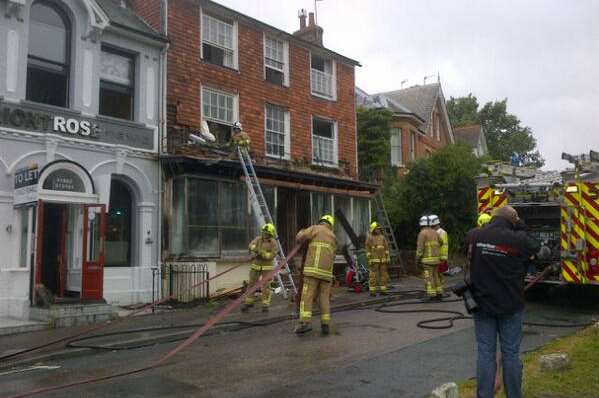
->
<box><xmin>469</xmin><ymin>217</ymin><xmax>540</xmax><ymax>315</ymax></box>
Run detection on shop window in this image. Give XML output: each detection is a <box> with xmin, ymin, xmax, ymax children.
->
<box><xmin>352</xmin><ymin>197</ymin><xmax>370</xmax><ymax>243</ymax></box>
<box><xmin>334</xmin><ymin>196</ymin><xmax>352</xmax><ymax>249</ymax></box>
<box><xmin>171</xmin><ymin>178</ymin><xmax>248</xmax><ymax>257</ymax></box>
<box><xmin>100</xmin><ymin>47</ymin><xmax>135</xmax><ymax>120</ymax></box>
<box><xmin>26</xmin><ymin>1</ymin><xmax>71</xmax><ymax>107</ymax></box>
<box><xmin>105</xmin><ymin>180</ymin><xmax>132</xmax><ymax>267</ymax></box>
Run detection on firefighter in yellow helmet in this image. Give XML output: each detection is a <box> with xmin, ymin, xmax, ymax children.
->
<box><xmin>295</xmin><ymin>214</ymin><xmax>337</xmax><ymax>336</ymax></box>
<box><xmin>416</xmin><ymin>215</ymin><xmax>444</xmax><ymax>301</ymax></box>
<box><xmin>230</xmin><ymin>121</ymin><xmax>251</xmax><ymax>149</ymax></box>
<box><xmin>477</xmin><ymin>212</ymin><xmax>492</xmax><ymax>227</ymax></box>
<box><xmin>365</xmin><ymin>221</ymin><xmax>391</xmax><ymax>296</ymax></box>
<box><xmin>242</xmin><ymin>223</ymin><xmax>278</xmax><ymax>313</ymax></box>
<box><xmin>429</xmin><ymin>215</ymin><xmax>448</xmax><ymax>296</ymax></box>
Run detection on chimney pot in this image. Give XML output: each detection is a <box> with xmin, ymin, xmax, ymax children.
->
<box><xmin>298</xmin><ymin>9</ymin><xmax>307</xmax><ymax>30</ymax></box>
<box><xmin>308</xmin><ymin>12</ymin><xmax>315</xmax><ymax>27</ymax></box>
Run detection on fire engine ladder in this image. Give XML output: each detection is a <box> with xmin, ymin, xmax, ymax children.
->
<box><xmin>237</xmin><ymin>147</ymin><xmax>297</xmax><ymax>299</ymax></box>
<box><xmin>373</xmin><ymin>192</ymin><xmax>404</xmax><ymax>273</ymax></box>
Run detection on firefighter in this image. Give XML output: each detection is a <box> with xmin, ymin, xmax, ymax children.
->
<box><xmin>365</xmin><ymin>221</ymin><xmax>391</xmax><ymax>296</ymax></box>
<box><xmin>295</xmin><ymin>214</ymin><xmax>337</xmax><ymax>336</ymax></box>
<box><xmin>230</xmin><ymin>121</ymin><xmax>251</xmax><ymax>149</ymax></box>
<box><xmin>477</xmin><ymin>212</ymin><xmax>492</xmax><ymax>227</ymax></box>
<box><xmin>430</xmin><ymin>215</ymin><xmax>448</xmax><ymax>294</ymax></box>
<box><xmin>416</xmin><ymin>215</ymin><xmax>444</xmax><ymax>300</ymax></box>
<box><xmin>241</xmin><ymin>223</ymin><xmax>278</xmax><ymax>313</ymax></box>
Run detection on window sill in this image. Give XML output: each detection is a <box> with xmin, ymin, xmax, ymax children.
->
<box><xmin>265</xmin><ymin>154</ymin><xmax>290</xmax><ymax>162</ymax></box>
<box><xmin>311</xmin><ymin>92</ymin><xmax>336</xmax><ymax>102</ymax></box>
<box><xmin>311</xmin><ymin>161</ymin><xmax>339</xmax><ymax>170</ymax></box>
<box><xmin>22</xmin><ymin>100</ymin><xmax>81</xmax><ymax>116</ymax></box>
<box><xmin>1</xmin><ymin>268</ymin><xmax>29</xmax><ymax>272</ymax></box>
<box><xmin>200</xmin><ymin>58</ymin><xmax>240</xmax><ymax>74</ymax></box>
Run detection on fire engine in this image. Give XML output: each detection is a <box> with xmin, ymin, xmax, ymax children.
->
<box><xmin>476</xmin><ymin>151</ymin><xmax>599</xmax><ymax>286</ymax></box>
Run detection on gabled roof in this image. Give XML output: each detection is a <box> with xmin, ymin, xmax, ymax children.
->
<box><xmin>376</xmin><ymin>83</ymin><xmax>441</xmax><ymax>131</ymax></box>
<box><xmin>96</xmin><ymin>0</ymin><xmax>168</xmax><ymax>42</ymax></box>
<box><xmin>454</xmin><ymin>125</ymin><xmax>482</xmax><ymax>147</ymax></box>
<box><xmin>355</xmin><ymin>87</ymin><xmax>425</xmax><ymax>125</ymax></box>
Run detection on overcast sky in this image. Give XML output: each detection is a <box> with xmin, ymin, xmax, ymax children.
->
<box><xmin>218</xmin><ymin>0</ymin><xmax>599</xmax><ymax>170</ymax></box>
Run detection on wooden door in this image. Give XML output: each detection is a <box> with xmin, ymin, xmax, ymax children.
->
<box><xmin>82</xmin><ymin>204</ymin><xmax>106</xmax><ymax>300</ymax></box>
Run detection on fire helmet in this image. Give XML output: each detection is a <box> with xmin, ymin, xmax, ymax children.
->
<box><xmin>320</xmin><ymin>214</ymin><xmax>335</xmax><ymax>227</ymax></box>
<box><xmin>419</xmin><ymin>215</ymin><xmax>430</xmax><ymax>227</ymax></box>
<box><xmin>261</xmin><ymin>223</ymin><xmax>276</xmax><ymax>236</ymax></box>
<box><xmin>370</xmin><ymin>221</ymin><xmax>380</xmax><ymax>233</ymax></box>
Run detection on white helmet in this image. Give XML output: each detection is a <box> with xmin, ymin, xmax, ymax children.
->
<box><xmin>233</xmin><ymin>121</ymin><xmax>243</xmax><ymax>130</ymax></box>
<box><xmin>419</xmin><ymin>215</ymin><xmax>430</xmax><ymax>227</ymax></box>
<box><xmin>429</xmin><ymin>215</ymin><xmax>440</xmax><ymax>226</ymax></box>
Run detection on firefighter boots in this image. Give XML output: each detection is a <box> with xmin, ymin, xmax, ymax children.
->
<box><xmin>295</xmin><ymin>323</ymin><xmax>313</xmax><ymax>335</ymax></box>
<box><xmin>241</xmin><ymin>303</ymin><xmax>253</xmax><ymax>312</ymax></box>
<box><xmin>321</xmin><ymin>324</ymin><xmax>330</xmax><ymax>336</ymax></box>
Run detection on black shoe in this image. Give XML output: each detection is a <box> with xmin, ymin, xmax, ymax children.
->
<box><xmin>262</xmin><ymin>306</ymin><xmax>269</xmax><ymax>313</ymax></box>
<box><xmin>241</xmin><ymin>303</ymin><xmax>253</xmax><ymax>313</ymax></box>
<box><xmin>295</xmin><ymin>323</ymin><xmax>313</xmax><ymax>335</ymax></box>
<box><xmin>380</xmin><ymin>290</ymin><xmax>389</xmax><ymax>296</ymax></box>
<box><xmin>321</xmin><ymin>324</ymin><xmax>330</xmax><ymax>336</ymax></box>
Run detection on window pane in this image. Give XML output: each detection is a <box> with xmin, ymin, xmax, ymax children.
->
<box><xmin>334</xmin><ymin>196</ymin><xmax>352</xmax><ymax>249</ymax></box>
<box><xmin>171</xmin><ymin>179</ymin><xmax>186</xmax><ymax>255</ymax></box>
<box><xmin>26</xmin><ymin>66</ymin><xmax>68</xmax><ymax>107</ymax></box>
<box><xmin>101</xmin><ymin>50</ymin><xmax>133</xmax><ymax>86</ymax></box>
<box><xmin>352</xmin><ymin>198</ymin><xmax>370</xmax><ymax>241</ymax></box>
<box><xmin>188</xmin><ymin>179</ymin><xmax>218</xmax><ymax>225</ymax></box>
<box><xmin>189</xmin><ymin>227</ymin><xmax>219</xmax><ymax>256</ymax></box>
<box><xmin>313</xmin><ymin>118</ymin><xmax>334</xmax><ymax>138</ymax></box>
<box><xmin>202</xmin><ymin>88</ymin><xmax>234</xmax><ymax>124</ymax></box>
<box><xmin>99</xmin><ymin>83</ymin><xmax>133</xmax><ymax>120</ymax></box>
<box><xmin>105</xmin><ymin>180</ymin><xmax>132</xmax><ymax>266</ymax></box>
<box><xmin>221</xmin><ymin>182</ymin><xmax>246</xmax><ymax>225</ymax></box>
<box><xmin>19</xmin><ymin>208</ymin><xmax>29</xmax><ymax>268</ymax></box>
<box><xmin>221</xmin><ymin>228</ymin><xmax>246</xmax><ymax>252</ymax></box>
<box><xmin>29</xmin><ymin>3</ymin><xmax>68</xmax><ymax>64</ymax></box>
<box><xmin>311</xmin><ymin>192</ymin><xmax>332</xmax><ymax>224</ymax></box>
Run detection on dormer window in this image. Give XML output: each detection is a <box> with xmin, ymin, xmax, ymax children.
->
<box><xmin>26</xmin><ymin>1</ymin><xmax>71</xmax><ymax>107</ymax></box>
<box><xmin>201</xmin><ymin>12</ymin><xmax>237</xmax><ymax>69</ymax></box>
<box><xmin>310</xmin><ymin>54</ymin><xmax>336</xmax><ymax>99</ymax></box>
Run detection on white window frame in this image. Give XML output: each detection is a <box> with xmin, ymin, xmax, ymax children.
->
<box><xmin>310</xmin><ymin>53</ymin><xmax>336</xmax><ymax>100</ymax></box>
<box><xmin>263</xmin><ymin>34</ymin><xmax>289</xmax><ymax>87</ymax></box>
<box><xmin>199</xmin><ymin>8</ymin><xmax>238</xmax><ymax>70</ymax></box>
<box><xmin>264</xmin><ymin>103</ymin><xmax>290</xmax><ymax>160</ymax></box>
<box><xmin>390</xmin><ymin>127</ymin><xmax>403</xmax><ymax>167</ymax></box>
<box><xmin>201</xmin><ymin>86</ymin><xmax>239</xmax><ymax>126</ymax></box>
<box><xmin>311</xmin><ymin>116</ymin><xmax>338</xmax><ymax>167</ymax></box>
<box><xmin>409</xmin><ymin>130</ymin><xmax>417</xmax><ymax>161</ymax></box>
<box><xmin>18</xmin><ymin>206</ymin><xmax>34</xmax><ymax>269</ymax></box>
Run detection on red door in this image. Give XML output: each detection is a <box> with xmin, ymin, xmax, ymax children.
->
<box><xmin>82</xmin><ymin>204</ymin><xmax>106</xmax><ymax>300</ymax></box>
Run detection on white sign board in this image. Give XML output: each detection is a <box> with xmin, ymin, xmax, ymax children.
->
<box><xmin>14</xmin><ymin>165</ymin><xmax>39</xmax><ymax>206</ymax></box>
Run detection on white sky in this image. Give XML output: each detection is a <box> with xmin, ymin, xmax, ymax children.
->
<box><xmin>217</xmin><ymin>0</ymin><xmax>599</xmax><ymax>170</ymax></box>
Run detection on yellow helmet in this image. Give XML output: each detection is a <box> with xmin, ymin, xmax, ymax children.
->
<box><xmin>319</xmin><ymin>214</ymin><xmax>335</xmax><ymax>227</ymax></box>
<box><xmin>477</xmin><ymin>213</ymin><xmax>492</xmax><ymax>227</ymax></box>
<box><xmin>370</xmin><ymin>221</ymin><xmax>379</xmax><ymax>233</ymax></box>
<box><xmin>261</xmin><ymin>223</ymin><xmax>276</xmax><ymax>236</ymax></box>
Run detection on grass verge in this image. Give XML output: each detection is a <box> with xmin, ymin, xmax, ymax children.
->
<box><xmin>458</xmin><ymin>325</ymin><xmax>599</xmax><ymax>398</ymax></box>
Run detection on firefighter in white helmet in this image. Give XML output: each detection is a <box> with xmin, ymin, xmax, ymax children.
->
<box><xmin>230</xmin><ymin>121</ymin><xmax>251</xmax><ymax>149</ymax></box>
<box><xmin>429</xmin><ymin>214</ymin><xmax>448</xmax><ymax>296</ymax></box>
<box><xmin>416</xmin><ymin>215</ymin><xmax>444</xmax><ymax>300</ymax></box>
<box><xmin>242</xmin><ymin>223</ymin><xmax>278</xmax><ymax>313</ymax></box>
<box><xmin>365</xmin><ymin>221</ymin><xmax>391</xmax><ymax>296</ymax></box>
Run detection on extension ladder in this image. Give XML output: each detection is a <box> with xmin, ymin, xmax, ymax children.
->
<box><xmin>237</xmin><ymin>147</ymin><xmax>297</xmax><ymax>298</ymax></box>
<box><xmin>373</xmin><ymin>192</ymin><xmax>404</xmax><ymax>273</ymax></box>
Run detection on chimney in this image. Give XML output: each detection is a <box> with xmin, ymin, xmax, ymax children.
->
<box><xmin>293</xmin><ymin>9</ymin><xmax>324</xmax><ymax>46</ymax></box>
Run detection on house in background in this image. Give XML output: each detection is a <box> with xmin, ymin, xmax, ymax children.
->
<box><xmin>356</xmin><ymin>83</ymin><xmax>454</xmax><ymax>175</ymax></box>
<box><xmin>132</xmin><ymin>0</ymin><xmax>376</xmax><ymax>292</ymax></box>
<box><xmin>453</xmin><ymin>124</ymin><xmax>488</xmax><ymax>158</ymax></box>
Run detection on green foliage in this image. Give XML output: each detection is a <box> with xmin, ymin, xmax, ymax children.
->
<box><xmin>385</xmin><ymin>143</ymin><xmax>480</xmax><ymax>251</ymax></box>
<box><xmin>447</xmin><ymin>95</ymin><xmax>545</xmax><ymax>168</ymax></box>
<box><xmin>357</xmin><ymin>106</ymin><xmax>394</xmax><ymax>179</ymax></box>
<box><xmin>446</xmin><ymin>94</ymin><xmax>479</xmax><ymax>127</ymax></box>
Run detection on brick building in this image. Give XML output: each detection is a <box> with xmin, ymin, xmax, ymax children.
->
<box><xmin>132</xmin><ymin>0</ymin><xmax>376</xmax><ymax>291</ymax></box>
<box><xmin>356</xmin><ymin>83</ymin><xmax>455</xmax><ymax>176</ymax></box>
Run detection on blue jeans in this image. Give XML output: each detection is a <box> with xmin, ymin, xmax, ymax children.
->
<box><xmin>473</xmin><ymin>309</ymin><xmax>524</xmax><ymax>398</ymax></box>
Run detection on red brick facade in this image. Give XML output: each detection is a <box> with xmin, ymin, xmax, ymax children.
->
<box><xmin>132</xmin><ymin>0</ymin><xmax>359</xmax><ymax>179</ymax></box>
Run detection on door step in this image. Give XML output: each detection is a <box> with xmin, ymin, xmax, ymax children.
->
<box><xmin>29</xmin><ymin>304</ymin><xmax>116</xmax><ymax>328</ymax></box>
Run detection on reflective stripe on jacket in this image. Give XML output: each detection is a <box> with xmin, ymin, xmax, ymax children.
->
<box><xmin>366</xmin><ymin>233</ymin><xmax>390</xmax><ymax>264</ymax></box>
<box><xmin>416</xmin><ymin>227</ymin><xmax>443</xmax><ymax>265</ymax></box>
<box><xmin>296</xmin><ymin>224</ymin><xmax>337</xmax><ymax>282</ymax></box>
<box><xmin>438</xmin><ymin>228</ymin><xmax>449</xmax><ymax>261</ymax></box>
<box><xmin>249</xmin><ymin>236</ymin><xmax>277</xmax><ymax>271</ymax></box>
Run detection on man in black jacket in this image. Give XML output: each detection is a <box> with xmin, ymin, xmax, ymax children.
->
<box><xmin>469</xmin><ymin>206</ymin><xmax>539</xmax><ymax>398</ymax></box>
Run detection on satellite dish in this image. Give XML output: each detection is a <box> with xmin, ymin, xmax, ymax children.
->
<box><xmin>200</xmin><ymin>120</ymin><xmax>216</xmax><ymax>142</ymax></box>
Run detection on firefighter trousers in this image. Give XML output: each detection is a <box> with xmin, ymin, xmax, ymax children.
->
<box><xmin>299</xmin><ymin>276</ymin><xmax>332</xmax><ymax>325</ymax></box>
<box><xmin>422</xmin><ymin>264</ymin><xmax>444</xmax><ymax>297</ymax></box>
<box><xmin>368</xmin><ymin>262</ymin><xmax>389</xmax><ymax>293</ymax></box>
<box><xmin>244</xmin><ymin>269</ymin><xmax>273</xmax><ymax>307</ymax></box>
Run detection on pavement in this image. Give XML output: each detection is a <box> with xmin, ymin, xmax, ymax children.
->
<box><xmin>0</xmin><ymin>276</ymin><xmax>597</xmax><ymax>398</ymax></box>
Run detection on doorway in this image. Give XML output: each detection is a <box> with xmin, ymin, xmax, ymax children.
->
<box><xmin>40</xmin><ymin>203</ymin><xmax>66</xmax><ymax>296</ymax></box>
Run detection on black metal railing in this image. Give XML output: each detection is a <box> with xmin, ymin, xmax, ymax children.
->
<box><xmin>152</xmin><ymin>263</ymin><xmax>210</xmax><ymax>312</ymax></box>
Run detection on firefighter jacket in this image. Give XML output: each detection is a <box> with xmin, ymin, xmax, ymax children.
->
<box><xmin>366</xmin><ymin>233</ymin><xmax>390</xmax><ymax>264</ymax></box>
<box><xmin>416</xmin><ymin>227</ymin><xmax>443</xmax><ymax>265</ymax></box>
<box><xmin>296</xmin><ymin>224</ymin><xmax>337</xmax><ymax>282</ymax></box>
<box><xmin>249</xmin><ymin>236</ymin><xmax>277</xmax><ymax>271</ymax></box>
<box><xmin>437</xmin><ymin>228</ymin><xmax>449</xmax><ymax>261</ymax></box>
<box><xmin>470</xmin><ymin>217</ymin><xmax>540</xmax><ymax>315</ymax></box>
<box><xmin>231</xmin><ymin>131</ymin><xmax>251</xmax><ymax>148</ymax></box>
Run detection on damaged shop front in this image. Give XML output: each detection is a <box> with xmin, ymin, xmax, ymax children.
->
<box><xmin>161</xmin><ymin>155</ymin><xmax>377</xmax><ymax>294</ymax></box>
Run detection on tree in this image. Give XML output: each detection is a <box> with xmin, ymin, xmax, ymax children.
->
<box><xmin>356</xmin><ymin>106</ymin><xmax>394</xmax><ymax>180</ymax></box>
<box><xmin>447</xmin><ymin>94</ymin><xmax>479</xmax><ymax>128</ymax></box>
<box><xmin>447</xmin><ymin>95</ymin><xmax>544</xmax><ymax>168</ymax></box>
<box><xmin>385</xmin><ymin>143</ymin><xmax>481</xmax><ymax>252</ymax></box>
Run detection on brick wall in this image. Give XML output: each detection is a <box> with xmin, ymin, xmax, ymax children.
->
<box><xmin>132</xmin><ymin>0</ymin><xmax>358</xmax><ymax>179</ymax></box>
<box><xmin>129</xmin><ymin>0</ymin><xmax>162</xmax><ymax>32</ymax></box>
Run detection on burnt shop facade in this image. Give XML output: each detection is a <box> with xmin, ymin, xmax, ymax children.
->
<box><xmin>0</xmin><ymin>0</ymin><xmax>165</xmax><ymax>320</ymax></box>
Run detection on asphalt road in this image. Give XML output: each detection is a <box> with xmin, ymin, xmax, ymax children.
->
<box><xmin>1</xmin><ymin>285</ymin><xmax>597</xmax><ymax>398</ymax></box>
